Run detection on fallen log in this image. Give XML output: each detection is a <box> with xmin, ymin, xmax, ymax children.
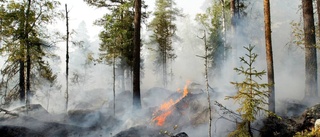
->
<box><xmin>0</xmin><ymin>108</ymin><xmax>19</xmax><ymax>117</ymax></box>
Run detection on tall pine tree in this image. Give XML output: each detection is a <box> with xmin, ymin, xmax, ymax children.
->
<box><xmin>148</xmin><ymin>0</ymin><xmax>181</xmax><ymax>87</ymax></box>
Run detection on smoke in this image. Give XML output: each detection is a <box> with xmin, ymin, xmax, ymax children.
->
<box><xmin>0</xmin><ymin>0</ymin><xmax>314</xmax><ymax>136</ymax></box>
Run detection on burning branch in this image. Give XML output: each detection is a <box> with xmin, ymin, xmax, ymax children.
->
<box><xmin>152</xmin><ymin>81</ymin><xmax>191</xmax><ymax>126</ymax></box>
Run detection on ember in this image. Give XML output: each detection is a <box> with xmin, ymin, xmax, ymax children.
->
<box><xmin>152</xmin><ymin>81</ymin><xmax>191</xmax><ymax>126</ymax></box>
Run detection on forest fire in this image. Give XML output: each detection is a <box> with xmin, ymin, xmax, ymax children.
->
<box><xmin>152</xmin><ymin>81</ymin><xmax>191</xmax><ymax>126</ymax></box>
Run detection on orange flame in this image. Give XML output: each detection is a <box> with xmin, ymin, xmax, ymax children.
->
<box><xmin>152</xmin><ymin>110</ymin><xmax>172</xmax><ymax>126</ymax></box>
<box><xmin>152</xmin><ymin>81</ymin><xmax>191</xmax><ymax>126</ymax></box>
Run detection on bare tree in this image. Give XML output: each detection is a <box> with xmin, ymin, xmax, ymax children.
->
<box><xmin>65</xmin><ymin>4</ymin><xmax>70</xmax><ymax>111</ymax></box>
<box><xmin>197</xmin><ymin>30</ymin><xmax>212</xmax><ymax>137</ymax></box>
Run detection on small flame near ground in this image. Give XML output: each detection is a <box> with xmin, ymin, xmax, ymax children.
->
<box><xmin>152</xmin><ymin>80</ymin><xmax>191</xmax><ymax>126</ymax></box>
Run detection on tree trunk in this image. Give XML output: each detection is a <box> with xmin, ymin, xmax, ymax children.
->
<box><xmin>25</xmin><ymin>0</ymin><xmax>31</xmax><ymax>109</ymax></box>
<box><xmin>263</xmin><ymin>0</ymin><xmax>275</xmax><ymax>113</ymax></box>
<box><xmin>19</xmin><ymin>59</ymin><xmax>25</xmax><ymax>102</ymax></box>
<box><xmin>133</xmin><ymin>0</ymin><xmax>141</xmax><ymax>110</ymax></box>
<box><xmin>230</xmin><ymin>0</ymin><xmax>235</xmax><ymax>18</ymax></box>
<box><xmin>230</xmin><ymin>0</ymin><xmax>236</xmax><ymax>35</ymax></box>
<box><xmin>204</xmin><ymin>31</ymin><xmax>212</xmax><ymax>137</ymax></box>
<box><xmin>302</xmin><ymin>0</ymin><xmax>318</xmax><ymax>99</ymax></box>
<box><xmin>317</xmin><ymin>0</ymin><xmax>320</xmax><ymax>41</ymax></box>
<box><xmin>230</xmin><ymin>0</ymin><xmax>238</xmax><ymax>80</ymax></box>
<box><xmin>220</xmin><ymin>0</ymin><xmax>227</xmax><ymax>60</ymax></box>
<box><xmin>121</xmin><ymin>69</ymin><xmax>125</xmax><ymax>92</ymax></box>
<box><xmin>163</xmin><ymin>44</ymin><xmax>167</xmax><ymax>88</ymax></box>
<box><xmin>65</xmin><ymin>4</ymin><xmax>69</xmax><ymax>111</ymax></box>
<box><xmin>113</xmin><ymin>44</ymin><xmax>116</xmax><ymax>116</ymax></box>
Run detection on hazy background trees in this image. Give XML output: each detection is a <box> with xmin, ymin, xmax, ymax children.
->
<box><xmin>147</xmin><ymin>0</ymin><xmax>181</xmax><ymax>88</ymax></box>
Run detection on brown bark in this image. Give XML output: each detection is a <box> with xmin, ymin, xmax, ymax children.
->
<box><xmin>263</xmin><ymin>0</ymin><xmax>275</xmax><ymax>113</ymax></box>
<box><xmin>302</xmin><ymin>0</ymin><xmax>318</xmax><ymax>99</ymax></box>
<box><xmin>133</xmin><ymin>0</ymin><xmax>141</xmax><ymax>110</ymax></box>
<box><xmin>230</xmin><ymin>0</ymin><xmax>236</xmax><ymax>30</ymax></box>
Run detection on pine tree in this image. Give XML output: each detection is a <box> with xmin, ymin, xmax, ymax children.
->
<box><xmin>85</xmin><ymin>0</ymin><xmax>148</xmax><ymax>91</ymax></box>
<box><xmin>0</xmin><ymin>0</ymin><xmax>60</xmax><ymax>104</ymax></box>
<box><xmin>226</xmin><ymin>45</ymin><xmax>270</xmax><ymax>137</ymax></box>
<box><xmin>84</xmin><ymin>0</ymin><xmax>148</xmax><ymax>111</ymax></box>
<box><xmin>148</xmin><ymin>0</ymin><xmax>181</xmax><ymax>87</ymax></box>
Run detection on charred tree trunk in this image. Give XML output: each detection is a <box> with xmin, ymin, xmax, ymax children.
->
<box><xmin>163</xmin><ymin>44</ymin><xmax>167</xmax><ymax>88</ymax></box>
<box><xmin>19</xmin><ymin>54</ymin><xmax>25</xmax><ymax>102</ymax></box>
<box><xmin>263</xmin><ymin>0</ymin><xmax>275</xmax><ymax>113</ymax></box>
<box><xmin>133</xmin><ymin>0</ymin><xmax>142</xmax><ymax>110</ymax></box>
<box><xmin>65</xmin><ymin>4</ymin><xmax>69</xmax><ymax>111</ymax></box>
<box><xmin>113</xmin><ymin>43</ymin><xmax>116</xmax><ymax>116</ymax></box>
<box><xmin>302</xmin><ymin>0</ymin><xmax>318</xmax><ymax>100</ymax></box>
<box><xmin>25</xmin><ymin>0</ymin><xmax>31</xmax><ymax>110</ymax></box>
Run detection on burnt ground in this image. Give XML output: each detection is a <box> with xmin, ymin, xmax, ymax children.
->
<box><xmin>1</xmin><ymin>88</ymin><xmax>319</xmax><ymax>137</ymax></box>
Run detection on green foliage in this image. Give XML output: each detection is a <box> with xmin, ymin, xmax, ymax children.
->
<box><xmin>228</xmin><ymin>121</ymin><xmax>252</xmax><ymax>137</ymax></box>
<box><xmin>86</xmin><ymin>0</ymin><xmax>148</xmax><ymax>77</ymax></box>
<box><xmin>294</xmin><ymin>128</ymin><xmax>320</xmax><ymax>137</ymax></box>
<box><xmin>0</xmin><ymin>0</ymin><xmax>60</xmax><ymax>103</ymax></box>
<box><xmin>290</xmin><ymin>19</ymin><xmax>320</xmax><ymax>49</ymax></box>
<box><xmin>148</xmin><ymin>0</ymin><xmax>181</xmax><ymax>86</ymax></box>
<box><xmin>195</xmin><ymin>0</ymin><xmax>232</xmax><ymax>77</ymax></box>
<box><xmin>290</xmin><ymin>21</ymin><xmax>305</xmax><ymax>47</ymax></box>
<box><xmin>226</xmin><ymin>45</ymin><xmax>271</xmax><ymax>136</ymax></box>
<box><xmin>97</xmin><ymin>1</ymin><xmax>134</xmax><ymax>66</ymax></box>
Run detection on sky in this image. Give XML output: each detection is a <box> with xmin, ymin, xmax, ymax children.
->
<box><xmin>61</xmin><ymin>0</ymin><xmax>207</xmax><ymax>39</ymax></box>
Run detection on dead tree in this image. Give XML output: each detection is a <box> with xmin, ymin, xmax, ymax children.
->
<box><xmin>196</xmin><ymin>30</ymin><xmax>212</xmax><ymax>137</ymax></box>
<box><xmin>65</xmin><ymin>4</ymin><xmax>69</xmax><ymax>112</ymax></box>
